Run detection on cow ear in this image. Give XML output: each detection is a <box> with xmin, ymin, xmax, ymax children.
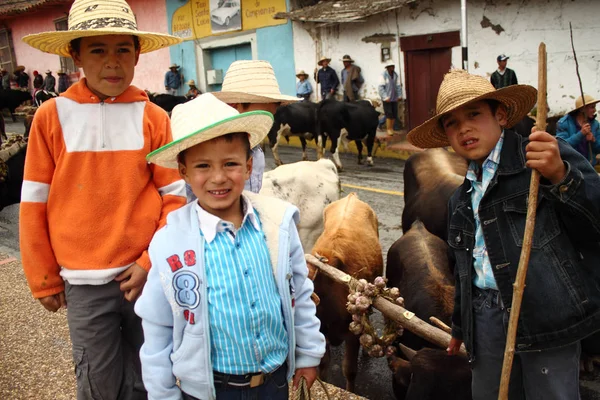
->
<box><xmin>388</xmin><ymin>355</ymin><xmax>412</xmax><ymax>387</ymax></box>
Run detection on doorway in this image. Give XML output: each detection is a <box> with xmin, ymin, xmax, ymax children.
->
<box><xmin>400</xmin><ymin>31</ymin><xmax>460</xmax><ymax>130</ymax></box>
<box><xmin>208</xmin><ymin>43</ymin><xmax>252</xmax><ymax>91</ymax></box>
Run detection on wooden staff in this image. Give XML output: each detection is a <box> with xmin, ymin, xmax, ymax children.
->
<box><xmin>305</xmin><ymin>253</ymin><xmax>468</xmax><ymax>358</ymax></box>
<box><xmin>498</xmin><ymin>42</ymin><xmax>547</xmax><ymax>400</ymax></box>
<box><xmin>569</xmin><ymin>22</ymin><xmax>593</xmax><ymax>163</ymax></box>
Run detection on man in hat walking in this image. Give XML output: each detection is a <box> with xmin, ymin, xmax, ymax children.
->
<box><xmin>341</xmin><ymin>54</ymin><xmax>363</xmax><ymax>102</ymax></box>
<box><xmin>296</xmin><ymin>70</ymin><xmax>312</xmax><ymax>101</ymax></box>
<box><xmin>185</xmin><ymin>79</ymin><xmax>201</xmax><ymax>99</ymax></box>
<box><xmin>315</xmin><ymin>56</ymin><xmax>339</xmax><ymax>100</ymax></box>
<box><xmin>378</xmin><ymin>63</ymin><xmax>402</xmax><ymax>136</ymax></box>
<box><xmin>490</xmin><ymin>54</ymin><xmax>518</xmax><ymax>89</ymax></box>
<box><xmin>20</xmin><ymin>0</ymin><xmax>186</xmax><ymax>398</ymax></box>
<box><xmin>43</xmin><ymin>70</ymin><xmax>56</xmax><ymax>93</ymax></box>
<box><xmin>14</xmin><ymin>65</ymin><xmax>30</xmax><ymax>89</ymax></box>
<box><xmin>164</xmin><ymin>63</ymin><xmax>181</xmax><ymax>95</ymax></box>
<box><xmin>57</xmin><ymin>70</ymin><xmax>71</xmax><ymax>94</ymax></box>
<box><xmin>557</xmin><ymin>94</ymin><xmax>600</xmax><ymax>166</ymax></box>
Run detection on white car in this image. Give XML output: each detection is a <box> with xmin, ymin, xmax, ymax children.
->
<box><xmin>211</xmin><ymin>0</ymin><xmax>240</xmax><ymax>26</ymax></box>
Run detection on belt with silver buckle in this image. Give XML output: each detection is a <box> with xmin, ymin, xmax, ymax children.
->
<box><xmin>213</xmin><ymin>365</ymin><xmax>281</xmax><ymax>388</ymax></box>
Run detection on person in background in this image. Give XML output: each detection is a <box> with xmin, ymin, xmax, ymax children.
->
<box><xmin>315</xmin><ymin>56</ymin><xmax>338</xmax><ymax>100</ymax></box>
<box><xmin>57</xmin><ymin>70</ymin><xmax>71</xmax><ymax>94</ymax></box>
<box><xmin>164</xmin><ymin>63</ymin><xmax>181</xmax><ymax>95</ymax></box>
<box><xmin>341</xmin><ymin>54</ymin><xmax>363</xmax><ymax>102</ymax></box>
<box><xmin>378</xmin><ymin>63</ymin><xmax>402</xmax><ymax>136</ymax></box>
<box><xmin>490</xmin><ymin>54</ymin><xmax>518</xmax><ymax>89</ymax></box>
<box><xmin>1</xmin><ymin>68</ymin><xmax>10</xmax><ymax>90</ymax></box>
<box><xmin>185</xmin><ymin>79</ymin><xmax>201</xmax><ymax>99</ymax></box>
<box><xmin>33</xmin><ymin>70</ymin><xmax>43</xmax><ymax>91</ymax></box>
<box><xmin>14</xmin><ymin>65</ymin><xmax>30</xmax><ymax>90</ymax></box>
<box><xmin>556</xmin><ymin>94</ymin><xmax>600</xmax><ymax>166</ymax></box>
<box><xmin>295</xmin><ymin>70</ymin><xmax>312</xmax><ymax>101</ymax></box>
<box><xmin>43</xmin><ymin>70</ymin><xmax>56</xmax><ymax>93</ymax></box>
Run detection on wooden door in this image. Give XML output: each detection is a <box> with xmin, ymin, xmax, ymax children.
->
<box><xmin>400</xmin><ymin>31</ymin><xmax>460</xmax><ymax>130</ymax></box>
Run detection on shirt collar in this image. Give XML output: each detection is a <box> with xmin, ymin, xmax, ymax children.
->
<box><xmin>195</xmin><ymin>194</ymin><xmax>261</xmax><ymax>243</ymax></box>
<box><xmin>466</xmin><ymin>131</ymin><xmax>504</xmax><ymax>184</ymax></box>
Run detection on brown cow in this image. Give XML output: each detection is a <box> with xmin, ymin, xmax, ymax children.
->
<box><xmin>402</xmin><ymin>148</ymin><xmax>467</xmax><ymax>241</ymax></box>
<box><xmin>386</xmin><ymin>220</ymin><xmax>454</xmax><ymax>350</ymax></box>
<box><xmin>309</xmin><ymin>192</ymin><xmax>383</xmax><ymax>392</ymax></box>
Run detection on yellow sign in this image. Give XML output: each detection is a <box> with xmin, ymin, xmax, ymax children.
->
<box><xmin>171</xmin><ymin>0</ymin><xmax>286</xmax><ymax>41</ymax></box>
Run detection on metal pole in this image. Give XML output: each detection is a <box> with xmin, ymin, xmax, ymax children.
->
<box><xmin>461</xmin><ymin>0</ymin><xmax>468</xmax><ymax>71</ymax></box>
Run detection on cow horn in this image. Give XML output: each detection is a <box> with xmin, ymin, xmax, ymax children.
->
<box><xmin>399</xmin><ymin>344</ymin><xmax>417</xmax><ymax>361</ymax></box>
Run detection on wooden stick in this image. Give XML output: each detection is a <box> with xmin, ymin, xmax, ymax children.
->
<box><xmin>569</xmin><ymin>22</ymin><xmax>593</xmax><ymax>163</ymax></box>
<box><xmin>498</xmin><ymin>42</ymin><xmax>546</xmax><ymax>400</ymax></box>
<box><xmin>430</xmin><ymin>316</ymin><xmax>452</xmax><ymax>334</ymax></box>
<box><xmin>305</xmin><ymin>254</ymin><xmax>468</xmax><ymax>358</ymax></box>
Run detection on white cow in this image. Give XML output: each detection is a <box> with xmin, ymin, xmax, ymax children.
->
<box><xmin>260</xmin><ymin>158</ymin><xmax>341</xmax><ymax>254</ymax></box>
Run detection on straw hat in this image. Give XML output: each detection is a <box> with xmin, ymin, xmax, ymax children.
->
<box><xmin>170</xmin><ymin>63</ymin><xmax>180</xmax><ymax>69</ymax></box>
<box><xmin>296</xmin><ymin>70</ymin><xmax>308</xmax><ymax>78</ymax></box>
<box><xmin>57</xmin><ymin>69</ymin><xmax>65</xmax><ymax>74</ymax></box>
<box><xmin>342</xmin><ymin>55</ymin><xmax>354</xmax><ymax>63</ymax></box>
<box><xmin>22</xmin><ymin>0</ymin><xmax>181</xmax><ymax>58</ymax></box>
<box><xmin>147</xmin><ymin>93</ymin><xmax>274</xmax><ymax>169</ymax></box>
<box><xmin>407</xmin><ymin>70</ymin><xmax>537</xmax><ymax>149</ymax></box>
<box><xmin>317</xmin><ymin>56</ymin><xmax>331</xmax><ymax>66</ymax></box>
<box><xmin>45</xmin><ymin>69</ymin><xmax>52</xmax><ymax>74</ymax></box>
<box><xmin>569</xmin><ymin>94</ymin><xmax>600</xmax><ymax>114</ymax></box>
<box><xmin>211</xmin><ymin>60</ymin><xmax>299</xmax><ymax>104</ymax></box>
<box><xmin>14</xmin><ymin>65</ymin><xmax>25</xmax><ymax>72</ymax></box>
<box><xmin>385</xmin><ymin>63</ymin><xmax>395</xmax><ymax>69</ymax></box>
<box><xmin>187</xmin><ymin>79</ymin><xmax>196</xmax><ymax>86</ymax></box>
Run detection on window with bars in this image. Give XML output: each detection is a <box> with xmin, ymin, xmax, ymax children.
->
<box><xmin>0</xmin><ymin>29</ymin><xmax>16</xmax><ymax>73</ymax></box>
<box><xmin>54</xmin><ymin>17</ymin><xmax>77</xmax><ymax>73</ymax></box>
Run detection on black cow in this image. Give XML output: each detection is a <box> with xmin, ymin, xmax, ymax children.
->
<box><xmin>0</xmin><ymin>113</ymin><xmax>5</xmax><ymax>144</ymax></box>
<box><xmin>318</xmin><ymin>99</ymin><xmax>379</xmax><ymax>171</ymax></box>
<box><xmin>267</xmin><ymin>101</ymin><xmax>319</xmax><ymax>165</ymax></box>
<box><xmin>0</xmin><ymin>142</ymin><xmax>27</xmax><ymax>211</ymax></box>
<box><xmin>0</xmin><ymin>89</ymin><xmax>32</xmax><ymax>122</ymax></box>
<box><xmin>146</xmin><ymin>92</ymin><xmax>188</xmax><ymax>113</ymax></box>
<box><xmin>388</xmin><ymin>346</ymin><xmax>471</xmax><ymax>400</ymax></box>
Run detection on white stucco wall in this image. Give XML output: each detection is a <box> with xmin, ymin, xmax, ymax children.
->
<box><xmin>292</xmin><ymin>0</ymin><xmax>599</xmax><ymax>116</ymax></box>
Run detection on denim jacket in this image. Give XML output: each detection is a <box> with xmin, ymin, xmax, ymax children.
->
<box><xmin>448</xmin><ymin>130</ymin><xmax>600</xmax><ymax>360</ymax></box>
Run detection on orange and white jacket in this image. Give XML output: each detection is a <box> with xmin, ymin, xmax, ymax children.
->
<box><xmin>20</xmin><ymin>79</ymin><xmax>187</xmax><ymax>299</ymax></box>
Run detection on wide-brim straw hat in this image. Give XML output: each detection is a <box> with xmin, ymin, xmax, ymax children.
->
<box><xmin>342</xmin><ymin>55</ymin><xmax>354</xmax><ymax>63</ymax></box>
<box><xmin>22</xmin><ymin>0</ymin><xmax>181</xmax><ymax>58</ymax></box>
<box><xmin>14</xmin><ymin>65</ymin><xmax>25</xmax><ymax>72</ymax></box>
<box><xmin>407</xmin><ymin>70</ymin><xmax>537</xmax><ymax>149</ymax></box>
<box><xmin>187</xmin><ymin>79</ymin><xmax>196</xmax><ymax>86</ymax></box>
<box><xmin>211</xmin><ymin>60</ymin><xmax>299</xmax><ymax>104</ymax></box>
<box><xmin>170</xmin><ymin>63</ymin><xmax>180</xmax><ymax>69</ymax></box>
<box><xmin>385</xmin><ymin>63</ymin><xmax>395</xmax><ymax>68</ymax></box>
<box><xmin>45</xmin><ymin>69</ymin><xmax>52</xmax><ymax>74</ymax></box>
<box><xmin>57</xmin><ymin>69</ymin><xmax>65</xmax><ymax>74</ymax></box>
<box><xmin>147</xmin><ymin>93</ymin><xmax>274</xmax><ymax>169</ymax></box>
<box><xmin>296</xmin><ymin>70</ymin><xmax>308</xmax><ymax>78</ymax></box>
<box><xmin>569</xmin><ymin>94</ymin><xmax>600</xmax><ymax>114</ymax></box>
<box><xmin>318</xmin><ymin>56</ymin><xmax>331</xmax><ymax>66</ymax></box>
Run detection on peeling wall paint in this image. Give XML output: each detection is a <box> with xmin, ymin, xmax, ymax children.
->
<box><xmin>291</xmin><ymin>0</ymin><xmax>600</xmax><ymax>116</ymax></box>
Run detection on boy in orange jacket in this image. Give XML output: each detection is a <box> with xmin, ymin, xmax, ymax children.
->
<box><xmin>20</xmin><ymin>0</ymin><xmax>186</xmax><ymax>398</ymax></box>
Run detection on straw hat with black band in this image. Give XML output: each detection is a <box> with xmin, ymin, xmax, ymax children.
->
<box><xmin>147</xmin><ymin>93</ymin><xmax>274</xmax><ymax>169</ymax></box>
<box><xmin>318</xmin><ymin>56</ymin><xmax>331</xmax><ymax>66</ymax></box>
<box><xmin>407</xmin><ymin>70</ymin><xmax>537</xmax><ymax>149</ymax></box>
<box><xmin>211</xmin><ymin>60</ymin><xmax>299</xmax><ymax>104</ymax></box>
<box><xmin>22</xmin><ymin>0</ymin><xmax>181</xmax><ymax>58</ymax></box>
<box><xmin>569</xmin><ymin>94</ymin><xmax>600</xmax><ymax>115</ymax></box>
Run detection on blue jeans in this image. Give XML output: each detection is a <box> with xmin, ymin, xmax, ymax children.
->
<box><xmin>182</xmin><ymin>363</ymin><xmax>288</xmax><ymax>400</ymax></box>
<box><xmin>471</xmin><ymin>287</ymin><xmax>581</xmax><ymax>400</ymax></box>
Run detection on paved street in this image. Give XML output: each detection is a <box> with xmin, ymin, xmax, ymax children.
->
<box><xmin>2</xmin><ymin>117</ymin><xmax>600</xmax><ymax>399</ymax></box>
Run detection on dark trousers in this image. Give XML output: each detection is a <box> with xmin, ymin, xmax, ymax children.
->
<box><xmin>383</xmin><ymin>101</ymin><xmax>398</xmax><ymax>120</ymax></box>
<box><xmin>65</xmin><ymin>281</ymin><xmax>146</xmax><ymax>400</ymax></box>
<box><xmin>183</xmin><ymin>364</ymin><xmax>288</xmax><ymax>400</ymax></box>
<box><xmin>321</xmin><ymin>91</ymin><xmax>334</xmax><ymax>100</ymax></box>
<box><xmin>297</xmin><ymin>94</ymin><xmax>311</xmax><ymax>101</ymax></box>
<box><xmin>471</xmin><ymin>287</ymin><xmax>581</xmax><ymax>400</ymax></box>
<box><xmin>343</xmin><ymin>90</ymin><xmax>359</xmax><ymax>102</ymax></box>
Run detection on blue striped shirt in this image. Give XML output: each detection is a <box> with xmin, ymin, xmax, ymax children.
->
<box><xmin>196</xmin><ymin>197</ymin><xmax>288</xmax><ymax>374</ymax></box>
<box><xmin>466</xmin><ymin>132</ymin><xmax>504</xmax><ymax>290</ymax></box>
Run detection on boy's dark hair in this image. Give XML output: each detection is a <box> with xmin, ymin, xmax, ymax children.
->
<box><xmin>177</xmin><ymin>132</ymin><xmax>252</xmax><ymax>165</ymax></box>
<box><xmin>438</xmin><ymin>99</ymin><xmax>503</xmax><ymax>130</ymax></box>
<box><xmin>69</xmin><ymin>35</ymin><xmax>141</xmax><ymax>54</ymax></box>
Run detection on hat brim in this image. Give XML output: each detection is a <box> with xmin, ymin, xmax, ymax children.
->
<box><xmin>211</xmin><ymin>91</ymin><xmax>300</xmax><ymax>105</ymax></box>
<box><xmin>407</xmin><ymin>84</ymin><xmax>538</xmax><ymax>149</ymax></box>
<box><xmin>570</xmin><ymin>99</ymin><xmax>600</xmax><ymax>114</ymax></box>
<box><xmin>317</xmin><ymin>59</ymin><xmax>331</xmax><ymax>66</ymax></box>
<box><xmin>147</xmin><ymin>111</ymin><xmax>274</xmax><ymax>169</ymax></box>
<box><xmin>296</xmin><ymin>73</ymin><xmax>308</xmax><ymax>78</ymax></box>
<box><xmin>23</xmin><ymin>29</ymin><xmax>181</xmax><ymax>58</ymax></box>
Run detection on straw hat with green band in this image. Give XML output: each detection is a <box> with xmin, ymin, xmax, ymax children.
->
<box><xmin>147</xmin><ymin>93</ymin><xmax>274</xmax><ymax>169</ymax></box>
<box><xmin>22</xmin><ymin>0</ymin><xmax>181</xmax><ymax>58</ymax></box>
<box><xmin>407</xmin><ymin>70</ymin><xmax>537</xmax><ymax>149</ymax></box>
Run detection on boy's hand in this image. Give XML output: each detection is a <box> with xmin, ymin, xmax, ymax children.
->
<box><xmin>447</xmin><ymin>337</ymin><xmax>463</xmax><ymax>356</ymax></box>
<box><xmin>581</xmin><ymin>123</ymin><xmax>591</xmax><ymax>136</ymax></box>
<box><xmin>292</xmin><ymin>366</ymin><xmax>318</xmax><ymax>390</ymax></box>
<box><xmin>39</xmin><ymin>291</ymin><xmax>66</xmax><ymax>312</ymax></box>
<box><xmin>525</xmin><ymin>130</ymin><xmax>566</xmax><ymax>184</ymax></box>
<box><xmin>115</xmin><ymin>263</ymin><xmax>148</xmax><ymax>302</ymax></box>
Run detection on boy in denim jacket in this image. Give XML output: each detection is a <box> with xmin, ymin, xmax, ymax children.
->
<box><xmin>135</xmin><ymin>93</ymin><xmax>325</xmax><ymax>400</ymax></box>
<box><xmin>408</xmin><ymin>70</ymin><xmax>600</xmax><ymax>399</ymax></box>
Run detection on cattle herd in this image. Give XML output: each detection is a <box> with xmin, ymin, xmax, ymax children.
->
<box><xmin>0</xmin><ymin>90</ymin><xmax>595</xmax><ymax>399</ymax></box>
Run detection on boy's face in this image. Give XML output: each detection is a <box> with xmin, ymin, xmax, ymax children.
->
<box><xmin>584</xmin><ymin>104</ymin><xmax>597</xmax><ymax>119</ymax></box>
<box><xmin>179</xmin><ymin>136</ymin><xmax>252</xmax><ymax>221</ymax></box>
<box><xmin>441</xmin><ymin>100</ymin><xmax>507</xmax><ymax>165</ymax></box>
<box><xmin>71</xmin><ymin>35</ymin><xmax>140</xmax><ymax>99</ymax></box>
